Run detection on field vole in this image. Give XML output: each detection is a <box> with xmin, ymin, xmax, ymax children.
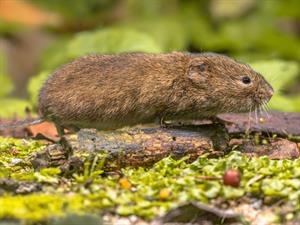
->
<box><xmin>2</xmin><ymin>52</ymin><xmax>274</xmax><ymax>135</ymax></box>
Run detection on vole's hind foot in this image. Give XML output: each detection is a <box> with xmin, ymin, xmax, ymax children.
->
<box><xmin>159</xmin><ymin>117</ymin><xmax>169</xmax><ymax>128</ymax></box>
<box><xmin>51</xmin><ymin>124</ymin><xmax>80</xmax><ymax>143</ymax></box>
<box><xmin>59</xmin><ymin>136</ymin><xmax>73</xmax><ymax>155</ymax></box>
<box><xmin>160</xmin><ymin>121</ymin><xmax>176</xmax><ymax>129</ymax></box>
<box><xmin>55</xmin><ymin>124</ymin><xmax>65</xmax><ymax>137</ymax></box>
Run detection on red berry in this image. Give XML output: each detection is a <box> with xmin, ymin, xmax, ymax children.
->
<box><xmin>223</xmin><ymin>169</ymin><xmax>241</xmax><ymax>187</ymax></box>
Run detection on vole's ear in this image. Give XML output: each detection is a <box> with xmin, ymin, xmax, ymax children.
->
<box><xmin>187</xmin><ymin>61</ymin><xmax>210</xmax><ymax>84</ymax></box>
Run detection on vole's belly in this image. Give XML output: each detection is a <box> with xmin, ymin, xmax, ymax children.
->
<box><xmin>61</xmin><ymin>115</ymin><xmax>158</xmax><ymax>130</ymax></box>
<box><xmin>65</xmin><ymin>121</ymin><xmax>136</xmax><ymax>130</ymax></box>
<box><xmin>60</xmin><ymin>111</ymin><xmax>215</xmax><ymax>130</ymax></box>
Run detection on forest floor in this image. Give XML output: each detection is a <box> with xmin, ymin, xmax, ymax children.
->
<box><xmin>0</xmin><ymin>112</ymin><xmax>300</xmax><ymax>225</ymax></box>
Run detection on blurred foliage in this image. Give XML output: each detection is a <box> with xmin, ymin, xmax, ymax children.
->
<box><xmin>1</xmin><ymin>1</ymin><xmax>300</xmax><ymax>224</ymax></box>
<box><xmin>251</xmin><ymin>60</ymin><xmax>300</xmax><ymax>112</ymax></box>
<box><xmin>28</xmin><ymin>27</ymin><xmax>162</xmax><ymax>107</ymax></box>
<box><xmin>28</xmin><ymin>71</ymin><xmax>50</xmax><ymax>106</ymax></box>
<box><xmin>122</xmin><ymin>17</ymin><xmax>188</xmax><ymax>51</ymax></box>
<box><xmin>0</xmin><ymin>50</ymin><xmax>31</xmax><ymax>117</ymax></box>
<box><xmin>0</xmin><ymin>98</ymin><xmax>31</xmax><ymax>118</ymax></box>
<box><xmin>23</xmin><ymin>0</ymin><xmax>300</xmax><ymax>59</ymax></box>
<box><xmin>0</xmin><ymin>50</ymin><xmax>13</xmax><ymax>97</ymax></box>
<box><xmin>66</xmin><ymin>27</ymin><xmax>161</xmax><ymax>58</ymax></box>
<box><xmin>0</xmin><ymin>0</ymin><xmax>299</xmax><ymax>116</ymax></box>
<box><xmin>40</xmin><ymin>27</ymin><xmax>161</xmax><ymax>71</ymax></box>
<box><xmin>29</xmin><ymin>0</ymin><xmax>117</xmax><ymax>20</ymax></box>
<box><xmin>0</xmin><ymin>19</ymin><xmax>23</xmax><ymax>34</ymax></box>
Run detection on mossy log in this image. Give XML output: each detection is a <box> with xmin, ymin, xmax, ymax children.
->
<box><xmin>70</xmin><ymin>124</ymin><xmax>229</xmax><ymax>169</ymax></box>
<box><xmin>31</xmin><ymin>124</ymin><xmax>229</xmax><ymax>172</ymax></box>
<box><xmin>29</xmin><ymin>112</ymin><xmax>300</xmax><ymax>172</ymax></box>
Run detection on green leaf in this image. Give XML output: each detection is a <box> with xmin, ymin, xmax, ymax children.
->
<box><xmin>46</xmin><ymin>28</ymin><xmax>162</xmax><ymax>71</ymax></box>
<box><xmin>222</xmin><ymin>186</ymin><xmax>245</xmax><ymax>199</ymax></box>
<box><xmin>67</xmin><ymin>27</ymin><xmax>161</xmax><ymax>58</ymax></box>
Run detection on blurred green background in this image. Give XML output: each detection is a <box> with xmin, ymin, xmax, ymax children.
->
<box><xmin>0</xmin><ymin>0</ymin><xmax>299</xmax><ymax>118</ymax></box>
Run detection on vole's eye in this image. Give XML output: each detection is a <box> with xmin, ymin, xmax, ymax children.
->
<box><xmin>198</xmin><ymin>64</ymin><xmax>207</xmax><ymax>72</ymax></box>
<box><xmin>242</xmin><ymin>76</ymin><xmax>251</xmax><ymax>84</ymax></box>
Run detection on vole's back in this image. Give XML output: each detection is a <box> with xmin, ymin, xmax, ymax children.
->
<box><xmin>38</xmin><ymin>53</ymin><xmax>188</xmax><ymax>130</ymax></box>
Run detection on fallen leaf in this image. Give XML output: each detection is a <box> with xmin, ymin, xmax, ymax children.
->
<box><xmin>26</xmin><ymin>121</ymin><xmax>58</xmax><ymax>139</ymax></box>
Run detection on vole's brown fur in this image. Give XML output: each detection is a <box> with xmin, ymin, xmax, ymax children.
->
<box><xmin>38</xmin><ymin>52</ymin><xmax>273</xmax><ymax>133</ymax></box>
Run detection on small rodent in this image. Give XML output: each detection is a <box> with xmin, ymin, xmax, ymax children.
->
<box><xmin>2</xmin><ymin>52</ymin><xmax>274</xmax><ymax>135</ymax></box>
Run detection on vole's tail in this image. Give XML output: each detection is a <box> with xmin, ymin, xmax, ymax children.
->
<box><xmin>0</xmin><ymin>118</ymin><xmax>45</xmax><ymax>130</ymax></box>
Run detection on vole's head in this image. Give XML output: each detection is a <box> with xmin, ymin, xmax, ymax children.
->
<box><xmin>187</xmin><ymin>53</ymin><xmax>273</xmax><ymax>113</ymax></box>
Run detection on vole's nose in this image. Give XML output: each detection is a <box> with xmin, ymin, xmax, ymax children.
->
<box><xmin>259</xmin><ymin>81</ymin><xmax>274</xmax><ymax>103</ymax></box>
<box><xmin>265</xmin><ymin>85</ymin><xmax>274</xmax><ymax>101</ymax></box>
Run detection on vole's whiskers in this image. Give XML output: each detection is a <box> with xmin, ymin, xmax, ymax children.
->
<box><xmin>264</xmin><ymin>100</ymin><xmax>271</xmax><ymax>112</ymax></box>
<box><xmin>265</xmin><ymin>102</ymin><xmax>271</xmax><ymax>112</ymax></box>
<box><xmin>260</xmin><ymin>101</ymin><xmax>270</xmax><ymax>118</ymax></box>
<box><xmin>258</xmin><ymin>105</ymin><xmax>263</xmax><ymax>117</ymax></box>
<box><xmin>259</xmin><ymin>103</ymin><xmax>272</xmax><ymax>139</ymax></box>
<box><xmin>247</xmin><ymin>106</ymin><xmax>252</xmax><ymax>133</ymax></box>
<box><xmin>254</xmin><ymin>108</ymin><xmax>258</xmax><ymax>124</ymax></box>
<box><xmin>263</xmin><ymin>106</ymin><xmax>270</xmax><ymax>118</ymax></box>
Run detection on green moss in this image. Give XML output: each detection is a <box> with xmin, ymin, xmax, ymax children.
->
<box><xmin>0</xmin><ymin>137</ymin><xmax>43</xmax><ymax>180</ymax></box>
<box><xmin>0</xmin><ymin>137</ymin><xmax>42</xmax><ymax>153</ymax></box>
<box><xmin>1</xmin><ymin>137</ymin><xmax>300</xmax><ymax>222</ymax></box>
<box><xmin>0</xmin><ymin>194</ymin><xmax>85</xmax><ymax>221</ymax></box>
